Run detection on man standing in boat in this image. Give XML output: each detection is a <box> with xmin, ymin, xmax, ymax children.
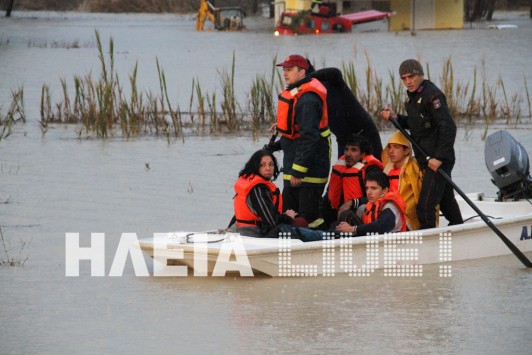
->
<box><xmin>379</xmin><ymin>59</ymin><xmax>463</xmax><ymax>229</ymax></box>
<box><xmin>269</xmin><ymin>54</ymin><xmax>331</xmax><ymax>230</ymax></box>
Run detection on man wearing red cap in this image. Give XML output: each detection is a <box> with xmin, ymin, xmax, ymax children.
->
<box><xmin>270</xmin><ymin>54</ymin><xmax>331</xmax><ymax>229</ymax></box>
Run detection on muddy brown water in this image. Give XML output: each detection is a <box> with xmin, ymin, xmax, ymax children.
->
<box><xmin>1</xmin><ymin>11</ymin><xmax>531</xmax><ymax>354</ymax></box>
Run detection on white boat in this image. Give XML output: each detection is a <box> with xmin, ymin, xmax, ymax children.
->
<box><xmin>139</xmin><ymin>130</ymin><xmax>532</xmax><ymax>276</ymax></box>
<box><xmin>138</xmin><ymin>193</ymin><xmax>532</xmax><ymax>277</ymax></box>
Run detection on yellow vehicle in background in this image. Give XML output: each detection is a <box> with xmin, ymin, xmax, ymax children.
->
<box><xmin>196</xmin><ymin>0</ymin><xmax>245</xmax><ymax>31</ymax></box>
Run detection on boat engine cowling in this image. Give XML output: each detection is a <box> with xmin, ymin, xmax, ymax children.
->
<box><xmin>484</xmin><ymin>130</ymin><xmax>532</xmax><ymax>200</ymax></box>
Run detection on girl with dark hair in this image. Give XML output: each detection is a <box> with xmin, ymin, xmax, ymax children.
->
<box><xmin>233</xmin><ymin>149</ymin><xmax>298</xmax><ymax>238</ymax></box>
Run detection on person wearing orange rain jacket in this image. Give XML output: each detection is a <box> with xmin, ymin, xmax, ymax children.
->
<box><xmin>321</xmin><ymin>133</ymin><xmax>383</xmax><ymax>228</ymax></box>
<box><xmin>381</xmin><ymin>131</ymin><xmax>423</xmax><ymax>231</ymax></box>
<box><xmin>336</xmin><ymin>170</ymin><xmax>407</xmax><ymax>236</ymax></box>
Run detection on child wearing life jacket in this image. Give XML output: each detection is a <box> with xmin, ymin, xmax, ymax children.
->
<box><xmin>321</xmin><ymin>133</ymin><xmax>383</xmax><ymax>228</ymax></box>
<box><xmin>382</xmin><ymin>130</ymin><xmax>423</xmax><ymax>230</ymax></box>
<box><xmin>336</xmin><ymin>170</ymin><xmax>407</xmax><ymax>236</ymax></box>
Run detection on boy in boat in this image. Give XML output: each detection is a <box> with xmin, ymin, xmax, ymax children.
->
<box><xmin>381</xmin><ymin>131</ymin><xmax>423</xmax><ymax>230</ymax></box>
<box><xmin>321</xmin><ymin>133</ymin><xmax>383</xmax><ymax>228</ymax></box>
<box><xmin>336</xmin><ymin>170</ymin><xmax>407</xmax><ymax>236</ymax></box>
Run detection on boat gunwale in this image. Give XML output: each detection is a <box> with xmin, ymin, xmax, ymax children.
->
<box><xmin>139</xmin><ymin>212</ymin><xmax>532</xmax><ymax>257</ymax></box>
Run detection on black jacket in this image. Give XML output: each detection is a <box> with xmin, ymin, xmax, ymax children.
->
<box><xmin>311</xmin><ymin>67</ymin><xmax>382</xmax><ymax>158</ymax></box>
<box><xmin>279</xmin><ymin>76</ymin><xmax>331</xmax><ymax>188</ymax></box>
<box><xmin>397</xmin><ymin>80</ymin><xmax>457</xmax><ymax>168</ymax></box>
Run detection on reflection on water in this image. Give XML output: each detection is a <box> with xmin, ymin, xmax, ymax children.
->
<box><xmin>0</xmin><ymin>11</ymin><xmax>531</xmax><ymax>354</ymax></box>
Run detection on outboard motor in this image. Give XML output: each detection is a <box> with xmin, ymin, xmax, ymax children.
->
<box><xmin>484</xmin><ymin>130</ymin><xmax>532</xmax><ymax>200</ymax></box>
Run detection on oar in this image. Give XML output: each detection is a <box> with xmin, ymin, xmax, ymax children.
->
<box><xmin>389</xmin><ymin>117</ymin><xmax>532</xmax><ymax>268</ymax></box>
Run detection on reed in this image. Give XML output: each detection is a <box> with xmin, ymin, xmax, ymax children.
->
<box><xmin>342</xmin><ymin>62</ymin><xmax>358</xmax><ymax>94</ymax></box>
<box><xmin>248</xmin><ymin>59</ymin><xmax>279</xmax><ymax>139</ymax></box>
<box><xmin>466</xmin><ymin>67</ymin><xmax>479</xmax><ymax>123</ymax></box>
<box><xmin>248</xmin><ymin>75</ymin><xmax>263</xmax><ymax>139</ymax></box>
<box><xmin>119</xmin><ymin>62</ymin><xmax>144</xmax><ymax>137</ymax></box>
<box><xmin>0</xmin><ymin>87</ymin><xmax>26</xmax><ymax>142</ymax></box>
<box><xmin>0</xmin><ymin>226</ymin><xmax>30</xmax><ymax>267</ymax></box>
<box><xmin>385</xmin><ymin>68</ymin><xmax>403</xmax><ymax>115</ymax></box>
<box><xmin>193</xmin><ymin>77</ymin><xmax>207</xmax><ymax>134</ymax></box>
<box><xmin>219</xmin><ymin>51</ymin><xmax>240</xmax><ymax>131</ymax></box>
<box><xmin>39</xmin><ymin>85</ymin><xmax>52</xmax><ymax>136</ymax></box>
<box><xmin>207</xmin><ymin>92</ymin><xmax>219</xmax><ymax>134</ymax></box>
<box><xmin>440</xmin><ymin>57</ymin><xmax>458</xmax><ymax>118</ymax></box>
<box><xmin>9</xmin><ymin>87</ymin><xmax>26</xmax><ymax>124</ymax></box>
<box><xmin>156</xmin><ymin>58</ymin><xmax>183</xmax><ymax>139</ymax></box>
<box><xmin>480</xmin><ymin>71</ymin><xmax>499</xmax><ymax>126</ymax></box>
<box><xmin>27</xmin><ymin>38</ymin><xmax>93</xmax><ymax>49</ymax></box>
<box><xmin>34</xmin><ymin>32</ymin><xmax>531</xmax><ymax>141</ymax></box>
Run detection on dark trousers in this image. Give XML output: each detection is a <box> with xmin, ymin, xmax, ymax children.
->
<box><xmin>282</xmin><ymin>185</ymin><xmax>325</xmax><ymax>227</ymax></box>
<box><xmin>417</xmin><ymin>162</ymin><xmax>464</xmax><ymax>229</ymax></box>
<box><xmin>265</xmin><ymin>224</ymin><xmax>326</xmax><ymax>242</ymax></box>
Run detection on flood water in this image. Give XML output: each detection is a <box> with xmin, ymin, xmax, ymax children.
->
<box><xmin>1</xmin><ymin>11</ymin><xmax>531</xmax><ymax>354</ymax></box>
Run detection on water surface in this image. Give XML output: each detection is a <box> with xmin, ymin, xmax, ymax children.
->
<box><xmin>1</xmin><ymin>11</ymin><xmax>531</xmax><ymax>354</ymax></box>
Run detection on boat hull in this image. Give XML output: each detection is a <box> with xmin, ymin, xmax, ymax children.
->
<box><xmin>138</xmin><ymin>195</ymin><xmax>532</xmax><ymax>276</ymax></box>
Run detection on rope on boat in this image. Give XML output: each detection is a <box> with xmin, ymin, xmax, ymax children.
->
<box><xmin>184</xmin><ymin>232</ymin><xmax>228</xmax><ymax>244</ymax></box>
<box><xmin>462</xmin><ymin>214</ymin><xmax>501</xmax><ymax>223</ymax></box>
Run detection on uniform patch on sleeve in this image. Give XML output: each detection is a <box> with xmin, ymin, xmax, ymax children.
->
<box><xmin>433</xmin><ymin>99</ymin><xmax>441</xmax><ymax>109</ymax></box>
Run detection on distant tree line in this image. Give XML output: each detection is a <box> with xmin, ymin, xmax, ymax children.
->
<box><xmin>2</xmin><ymin>0</ymin><xmax>261</xmax><ymax>15</ymax></box>
<box><xmin>3</xmin><ymin>0</ymin><xmax>532</xmax><ymax>19</ymax></box>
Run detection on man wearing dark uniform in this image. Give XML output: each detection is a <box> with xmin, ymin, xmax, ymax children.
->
<box><xmin>379</xmin><ymin>59</ymin><xmax>463</xmax><ymax>229</ymax></box>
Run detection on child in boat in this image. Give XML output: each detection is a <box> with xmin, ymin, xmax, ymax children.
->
<box><xmin>321</xmin><ymin>133</ymin><xmax>383</xmax><ymax>229</ymax></box>
<box><xmin>336</xmin><ymin>170</ymin><xmax>407</xmax><ymax>236</ymax></box>
<box><xmin>381</xmin><ymin>130</ymin><xmax>423</xmax><ymax>230</ymax></box>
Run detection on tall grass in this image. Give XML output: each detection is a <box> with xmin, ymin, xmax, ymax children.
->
<box><xmin>219</xmin><ymin>51</ymin><xmax>240</xmax><ymax>131</ymax></box>
<box><xmin>36</xmin><ymin>32</ymin><xmax>531</xmax><ymax>141</ymax></box>
<box><xmin>0</xmin><ymin>226</ymin><xmax>30</xmax><ymax>267</ymax></box>
<box><xmin>248</xmin><ymin>57</ymin><xmax>280</xmax><ymax>139</ymax></box>
<box><xmin>342</xmin><ymin>55</ymin><xmax>529</xmax><ymax>133</ymax></box>
<box><xmin>525</xmin><ymin>75</ymin><xmax>532</xmax><ymax>118</ymax></box>
<box><xmin>40</xmin><ymin>30</ymin><xmax>185</xmax><ymax>139</ymax></box>
<box><xmin>0</xmin><ymin>87</ymin><xmax>26</xmax><ymax>142</ymax></box>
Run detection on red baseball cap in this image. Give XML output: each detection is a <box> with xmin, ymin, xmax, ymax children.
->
<box><xmin>276</xmin><ymin>54</ymin><xmax>309</xmax><ymax>70</ymax></box>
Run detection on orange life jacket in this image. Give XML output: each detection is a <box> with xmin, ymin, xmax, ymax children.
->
<box><xmin>362</xmin><ymin>191</ymin><xmax>407</xmax><ymax>232</ymax></box>
<box><xmin>327</xmin><ymin>154</ymin><xmax>383</xmax><ymax>209</ymax></box>
<box><xmin>276</xmin><ymin>78</ymin><xmax>329</xmax><ymax>139</ymax></box>
<box><xmin>387</xmin><ymin>166</ymin><xmax>401</xmax><ymax>192</ymax></box>
<box><xmin>233</xmin><ymin>175</ymin><xmax>282</xmax><ymax>227</ymax></box>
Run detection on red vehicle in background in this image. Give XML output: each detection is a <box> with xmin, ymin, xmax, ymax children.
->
<box><xmin>274</xmin><ymin>3</ymin><xmax>391</xmax><ymax>36</ymax></box>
